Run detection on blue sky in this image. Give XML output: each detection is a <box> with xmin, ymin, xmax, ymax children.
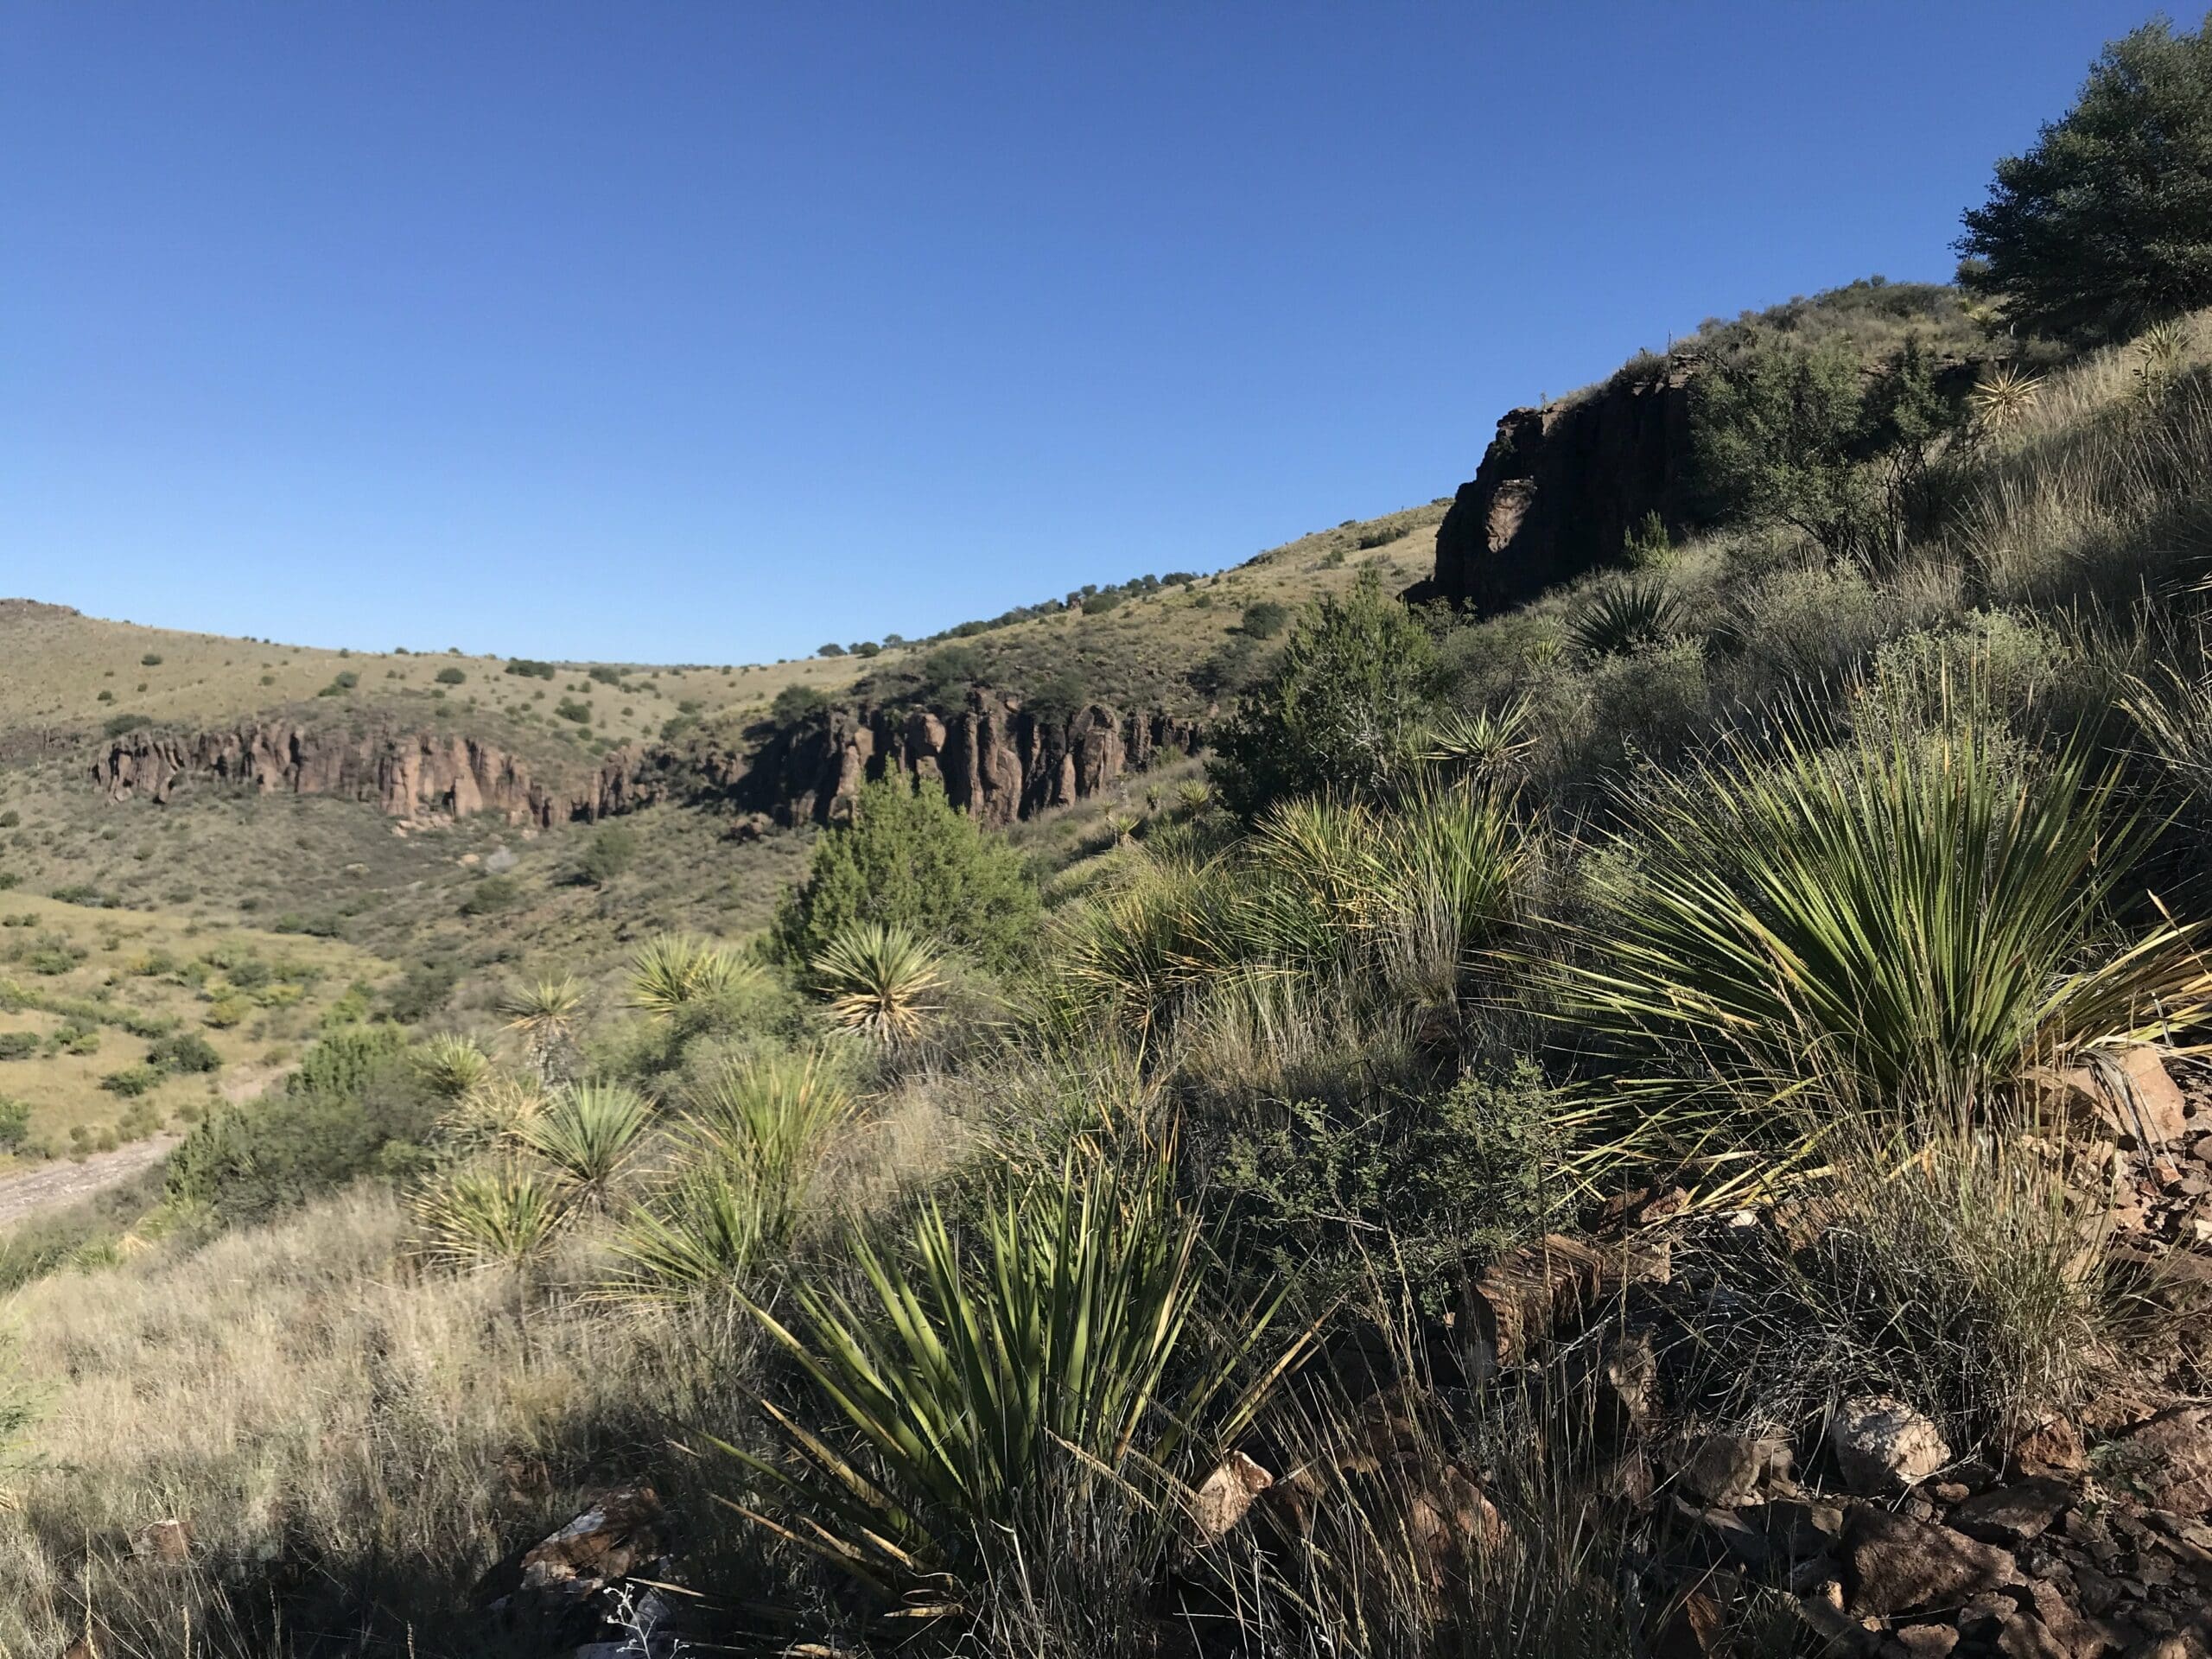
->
<box><xmin>0</xmin><ymin>2</ymin><xmax>2158</xmax><ymax>663</ymax></box>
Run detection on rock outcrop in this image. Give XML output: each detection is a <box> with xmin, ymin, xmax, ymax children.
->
<box><xmin>693</xmin><ymin>691</ymin><xmax>1203</xmax><ymax>829</ymax></box>
<box><xmin>91</xmin><ymin>692</ymin><xmax>1201</xmax><ymax>831</ymax></box>
<box><xmin>93</xmin><ymin>721</ymin><xmax>668</xmax><ymax>829</ymax></box>
<box><xmin>1412</xmin><ymin>359</ymin><xmax>1700</xmax><ymax>613</ymax></box>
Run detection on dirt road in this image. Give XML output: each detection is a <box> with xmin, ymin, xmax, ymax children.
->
<box><xmin>0</xmin><ymin>1135</ymin><xmax>176</xmax><ymax>1228</ymax></box>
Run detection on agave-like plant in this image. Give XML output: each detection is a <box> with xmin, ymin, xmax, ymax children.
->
<box><xmin>1567</xmin><ymin>580</ymin><xmax>1679</xmax><ymax>656</ymax></box>
<box><xmin>607</xmin><ymin>1162</ymin><xmax>764</xmax><ymax>1302</ymax></box>
<box><xmin>411</xmin><ymin>1164</ymin><xmax>570</xmax><ymax>1269</ymax></box>
<box><xmin>1555</xmin><ymin>715</ymin><xmax>2212</xmax><ymax>1117</ymax></box>
<box><xmin>720</xmin><ymin>1142</ymin><xmax>1309</xmax><ymax>1611</ymax></box>
<box><xmin>625</xmin><ymin>932</ymin><xmax>761</xmax><ymax>1020</ymax></box>
<box><xmin>518</xmin><ymin>1080</ymin><xmax>654</xmax><ymax>1205</ymax></box>
<box><xmin>812</xmin><ymin>921</ymin><xmax>946</xmax><ymax>1047</ymax></box>
<box><xmin>413</xmin><ymin>1033</ymin><xmax>493</xmax><ymax>1101</ymax></box>
<box><xmin>1967</xmin><ymin>361</ymin><xmax>2044</xmax><ymax>439</ymax></box>
<box><xmin>502</xmin><ymin>975</ymin><xmax>588</xmax><ymax>1082</ymax></box>
<box><xmin>687</xmin><ymin>1049</ymin><xmax>855</xmax><ymax>1243</ymax></box>
<box><xmin>1421</xmin><ymin>697</ymin><xmax>1535</xmax><ymax>776</ymax></box>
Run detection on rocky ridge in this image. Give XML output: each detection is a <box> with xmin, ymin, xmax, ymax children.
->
<box><xmin>89</xmin><ymin>691</ymin><xmax>1201</xmax><ymax>831</ymax></box>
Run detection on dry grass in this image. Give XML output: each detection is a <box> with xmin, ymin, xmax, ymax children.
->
<box><xmin>0</xmin><ymin>1187</ymin><xmax>744</xmax><ymax>1656</ymax></box>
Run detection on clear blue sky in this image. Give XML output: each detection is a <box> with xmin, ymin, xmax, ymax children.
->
<box><xmin>0</xmin><ymin>2</ymin><xmax>2160</xmax><ymax>663</ymax></box>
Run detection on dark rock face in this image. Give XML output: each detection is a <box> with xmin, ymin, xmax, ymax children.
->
<box><xmin>92</xmin><ymin>721</ymin><xmax>665</xmax><ymax>828</ymax></box>
<box><xmin>1414</xmin><ymin>361</ymin><xmax>1700</xmax><ymax>613</ymax></box>
<box><xmin>91</xmin><ymin>693</ymin><xmax>1201</xmax><ymax>831</ymax></box>
<box><xmin>694</xmin><ymin>692</ymin><xmax>1202</xmax><ymax>829</ymax></box>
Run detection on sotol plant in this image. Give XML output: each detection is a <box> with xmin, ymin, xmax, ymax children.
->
<box><xmin>812</xmin><ymin>921</ymin><xmax>946</xmax><ymax>1047</ymax></box>
<box><xmin>411</xmin><ymin>1164</ymin><xmax>570</xmax><ymax>1269</ymax></box>
<box><xmin>518</xmin><ymin>1080</ymin><xmax>654</xmax><ymax>1205</ymax></box>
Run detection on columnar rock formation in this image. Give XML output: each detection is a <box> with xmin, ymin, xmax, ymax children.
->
<box><xmin>696</xmin><ymin>692</ymin><xmax>1203</xmax><ymax>828</ymax></box>
<box><xmin>92</xmin><ymin>721</ymin><xmax>661</xmax><ymax>828</ymax></box>
<box><xmin>90</xmin><ymin>693</ymin><xmax>1201</xmax><ymax>830</ymax></box>
<box><xmin>1412</xmin><ymin>359</ymin><xmax>1700</xmax><ymax>613</ymax></box>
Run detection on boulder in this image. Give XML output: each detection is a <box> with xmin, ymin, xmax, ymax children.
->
<box><xmin>1948</xmin><ymin>1478</ymin><xmax>2074</xmax><ymax>1545</ymax></box>
<box><xmin>1189</xmin><ymin>1452</ymin><xmax>1274</xmax><ymax>1545</ymax></box>
<box><xmin>2056</xmin><ymin>1048</ymin><xmax>2192</xmax><ymax>1148</ymax></box>
<box><xmin>1839</xmin><ymin>1507</ymin><xmax>2017</xmax><ymax>1617</ymax></box>
<box><xmin>128</xmin><ymin>1517</ymin><xmax>193</xmax><ymax>1562</ymax></box>
<box><xmin>1831</xmin><ymin>1395</ymin><xmax>1952</xmax><ymax>1493</ymax></box>
<box><xmin>2113</xmin><ymin>1407</ymin><xmax>2212</xmax><ymax>1517</ymax></box>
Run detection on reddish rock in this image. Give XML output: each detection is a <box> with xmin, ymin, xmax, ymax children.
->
<box><xmin>1840</xmin><ymin>1506</ymin><xmax>2017</xmax><ymax>1617</ymax></box>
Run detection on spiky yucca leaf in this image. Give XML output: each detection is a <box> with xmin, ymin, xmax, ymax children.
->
<box><xmin>812</xmin><ymin>922</ymin><xmax>945</xmax><ymax>1046</ymax></box>
<box><xmin>721</xmin><ymin>1141</ymin><xmax>1309</xmax><ymax>1610</ymax></box>
<box><xmin>1421</xmin><ymin>697</ymin><xmax>1535</xmax><ymax>775</ymax></box>
<box><xmin>1967</xmin><ymin>362</ymin><xmax>2044</xmax><ymax>438</ymax></box>
<box><xmin>625</xmin><ymin>932</ymin><xmax>762</xmax><ymax>1020</ymax></box>
<box><xmin>413</xmin><ymin>1033</ymin><xmax>492</xmax><ymax>1101</ymax></box>
<box><xmin>518</xmin><ymin>1080</ymin><xmax>653</xmax><ymax>1202</ymax></box>
<box><xmin>1555</xmin><ymin>717</ymin><xmax>2212</xmax><ymax>1116</ymax></box>
<box><xmin>1567</xmin><ymin>580</ymin><xmax>1679</xmax><ymax>656</ymax></box>
<box><xmin>412</xmin><ymin>1164</ymin><xmax>570</xmax><ymax>1268</ymax></box>
<box><xmin>502</xmin><ymin>975</ymin><xmax>588</xmax><ymax>1081</ymax></box>
<box><xmin>607</xmin><ymin>1162</ymin><xmax>764</xmax><ymax>1301</ymax></box>
<box><xmin>687</xmin><ymin>1048</ymin><xmax>855</xmax><ymax>1243</ymax></box>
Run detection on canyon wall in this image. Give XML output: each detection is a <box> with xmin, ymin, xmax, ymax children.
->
<box><xmin>90</xmin><ymin>692</ymin><xmax>1200</xmax><ymax>831</ymax></box>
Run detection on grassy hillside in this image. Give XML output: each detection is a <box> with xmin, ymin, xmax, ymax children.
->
<box><xmin>0</xmin><ymin>893</ymin><xmax>384</xmax><ymax>1160</ymax></box>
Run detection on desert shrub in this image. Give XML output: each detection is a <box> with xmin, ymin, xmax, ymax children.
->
<box><xmin>100</xmin><ymin>712</ymin><xmax>153</xmax><ymax>739</ymax></box>
<box><xmin>139</xmin><ymin>652</ymin><xmax>162</xmax><ymax>667</ymax></box>
<box><xmin>0</xmin><ymin>1033</ymin><xmax>35</xmax><ymax>1060</ymax></box>
<box><xmin>147</xmin><ymin>1031</ymin><xmax>221</xmax><ymax>1073</ymax></box>
<box><xmin>1692</xmin><ymin>332</ymin><xmax>1961</xmax><ymax>569</ymax></box>
<box><xmin>0</xmin><ymin>1095</ymin><xmax>29</xmax><ymax>1150</ymax></box>
<box><xmin>166</xmin><ymin>1026</ymin><xmax>435</xmax><ymax>1222</ymax></box>
<box><xmin>99</xmin><ymin>1064</ymin><xmax>161</xmax><ymax>1097</ymax></box>
<box><xmin>577</xmin><ymin>821</ymin><xmax>639</xmax><ymax>885</ymax></box>
<box><xmin>1082</xmin><ymin>590</ymin><xmax>1122</xmax><ymax>615</ymax></box>
<box><xmin>434</xmin><ymin>665</ymin><xmax>466</xmax><ymax>684</ymax></box>
<box><xmin>774</xmin><ymin>776</ymin><xmax>1039</xmax><ymax>967</ymax></box>
<box><xmin>505</xmin><ymin>658</ymin><xmax>557</xmax><ymax>679</ymax></box>
<box><xmin>1557</xmin><ymin>715</ymin><xmax>2212</xmax><ymax>1119</ymax></box>
<box><xmin>381</xmin><ymin>958</ymin><xmax>459</xmax><ymax>1022</ymax></box>
<box><xmin>554</xmin><ymin>697</ymin><xmax>591</xmax><ymax>724</ymax></box>
<box><xmin>1209</xmin><ymin>570</ymin><xmax>1438</xmax><ymax>817</ymax></box>
<box><xmin>914</xmin><ymin>642</ymin><xmax>985</xmax><ymax>715</ymax></box>
<box><xmin>769</xmin><ymin>683</ymin><xmax>830</xmax><ymax>726</ymax></box>
<box><xmin>678</xmin><ymin>1046</ymin><xmax>855</xmax><ymax>1249</ymax></box>
<box><xmin>458</xmin><ymin>874</ymin><xmax>519</xmax><ymax>916</ymax></box>
<box><xmin>1217</xmin><ymin>1059</ymin><xmax>1566</xmax><ymax>1312</ymax></box>
<box><xmin>588</xmin><ymin>664</ymin><xmax>623</xmax><ymax>683</ymax></box>
<box><xmin>1960</xmin><ymin>17</ymin><xmax>2212</xmax><ymax>343</ymax></box>
<box><xmin>1239</xmin><ymin>599</ymin><xmax>1291</xmax><ymax>638</ymax></box>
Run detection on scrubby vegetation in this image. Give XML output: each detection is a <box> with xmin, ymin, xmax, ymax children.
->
<box><xmin>8</xmin><ymin>22</ymin><xmax>2212</xmax><ymax>1659</ymax></box>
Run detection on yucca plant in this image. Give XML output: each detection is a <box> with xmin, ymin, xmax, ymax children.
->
<box><xmin>502</xmin><ymin>975</ymin><xmax>588</xmax><ymax>1082</ymax></box>
<box><xmin>411</xmin><ymin>1164</ymin><xmax>570</xmax><ymax>1269</ymax></box>
<box><xmin>518</xmin><ymin>1079</ymin><xmax>654</xmax><ymax>1205</ymax></box>
<box><xmin>442</xmin><ymin>1071</ymin><xmax>546</xmax><ymax>1150</ymax></box>
<box><xmin>625</xmin><ymin>932</ymin><xmax>761</xmax><ymax>1020</ymax></box>
<box><xmin>812</xmin><ymin>921</ymin><xmax>945</xmax><ymax>1047</ymax></box>
<box><xmin>2124</xmin><ymin>664</ymin><xmax>2212</xmax><ymax>810</ymax></box>
<box><xmin>413</xmin><ymin>1033</ymin><xmax>492</xmax><ymax>1101</ymax></box>
<box><xmin>1421</xmin><ymin>697</ymin><xmax>1535</xmax><ymax>776</ymax></box>
<box><xmin>1556</xmin><ymin>715</ymin><xmax>2212</xmax><ymax>1118</ymax></box>
<box><xmin>607</xmin><ymin>1162</ymin><xmax>764</xmax><ymax>1302</ymax></box>
<box><xmin>1967</xmin><ymin>361</ymin><xmax>2044</xmax><ymax>439</ymax></box>
<box><xmin>687</xmin><ymin>1048</ymin><xmax>855</xmax><ymax>1243</ymax></box>
<box><xmin>1567</xmin><ymin>580</ymin><xmax>1679</xmax><ymax>656</ymax></box>
<box><xmin>720</xmin><ymin>1142</ymin><xmax>1308</xmax><ymax>1614</ymax></box>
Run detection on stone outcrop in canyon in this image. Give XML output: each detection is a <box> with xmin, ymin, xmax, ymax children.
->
<box><xmin>90</xmin><ymin>691</ymin><xmax>1200</xmax><ymax>831</ymax></box>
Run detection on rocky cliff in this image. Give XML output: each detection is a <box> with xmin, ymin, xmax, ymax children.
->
<box><xmin>90</xmin><ymin>692</ymin><xmax>1200</xmax><ymax>831</ymax></box>
<box><xmin>695</xmin><ymin>691</ymin><xmax>1202</xmax><ymax>828</ymax></box>
<box><xmin>1412</xmin><ymin>359</ymin><xmax>1700</xmax><ymax>613</ymax></box>
<box><xmin>92</xmin><ymin>721</ymin><xmax>665</xmax><ymax>828</ymax></box>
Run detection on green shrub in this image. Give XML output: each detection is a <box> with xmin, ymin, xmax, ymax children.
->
<box><xmin>505</xmin><ymin>658</ymin><xmax>557</xmax><ymax>679</ymax></box>
<box><xmin>0</xmin><ymin>1033</ymin><xmax>35</xmax><ymax>1060</ymax></box>
<box><xmin>166</xmin><ymin>1025</ymin><xmax>433</xmax><ymax>1222</ymax></box>
<box><xmin>148</xmin><ymin>1031</ymin><xmax>222</xmax><ymax>1074</ymax></box>
<box><xmin>99</xmin><ymin>1064</ymin><xmax>161</xmax><ymax>1097</ymax></box>
<box><xmin>1960</xmin><ymin>17</ymin><xmax>2212</xmax><ymax>343</ymax></box>
<box><xmin>554</xmin><ymin>698</ymin><xmax>592</xmax><ymax>724</ymax></box>
<box><xmin>770</xmin><ymin>683</ymin><xmax>830</xmax><ymax>726</ymax></box>
<box><xmin>435</xmin><ymin>665</ymin><xmax>466</xmax><ymax>684</ymax></box>
<box><xmin>459</xmin><ymin>875</ymin><xmax>519</xmax><ymax>916</ymax></box>
<box><xmin>101</xmin><ymin>713</ymin><xmax>154</xmax><ymax>739</ymax></box>
<box><xmin>774</xmin><ymin>776</ymin><xmax>1039</xmax><ymax>967</ymax></box>
<box><xmin>1238</xmin><ymin>600</ymin><xmax>1291</xmax><ymax>639</ymax></box>
<box><xmin>577</xmin><ymin>822</ymin><xmax>639</xmax><ymax>886</ymax></box>
<box><xmin>588</xmin><ymin>664</ymin><xmax>622</xmax><ymax>683</ymax></box>
<box><xmin>0</xmin><ymin>1096</ymin><xmax>29</xmax><ymax>1150</ymax></box>
<box><xmin>1209</xmin><ymin>570</ymin><xmax>1437</xmax><ymax>817</ymax></box>
<box><xmin>139</xmin><ymin>652</ymin><xmax>163</xmax><ymax>667</ymax></box>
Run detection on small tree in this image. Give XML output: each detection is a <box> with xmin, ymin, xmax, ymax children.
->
<box><xmin>1960</xmin><ymin>17</ymin><xmax>2212</xmax><ymax>343</ymax></box>
<box><xmin>1207</xmin><ymin>571</ymin><xmax>1436</xmax><ymax>817</ymax></box>
<box><xmin>774</xmin><ymin>777</ymin><xmax>1039</xmax><ymax>966</ymax></box>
